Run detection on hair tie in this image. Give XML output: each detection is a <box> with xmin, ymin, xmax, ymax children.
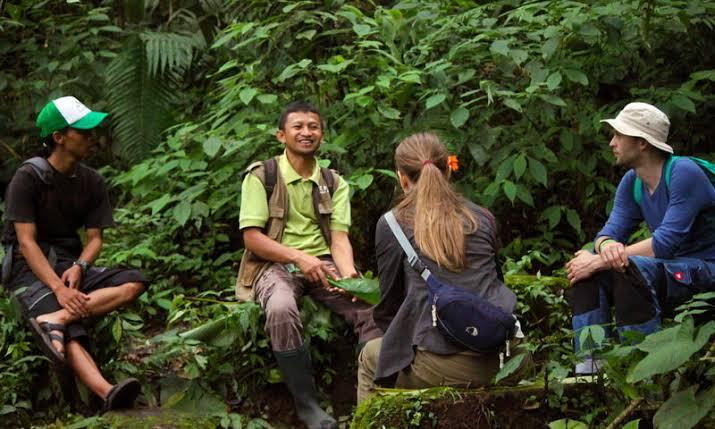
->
<box><xmin>422</xmin><ymin>159</ymin><xmax>434</xmax><ymax>167</ymax></box>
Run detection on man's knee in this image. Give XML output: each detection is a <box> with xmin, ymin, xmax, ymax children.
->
<box><xmin>265</xmin><ymin>296</ymin><xmax>301</xmax><ymax>325</ymax></box>
<box><xmin>613</xmin><ymin>267</ymin><xmax>658</xmax><ymax>325</ymax></box>
<box><xmin>358</xmin><ymin>337</ymin><xmax>382</xmax><ymax>373</ymax></box>
<box><xmin>120</xmin><ymin>282</ymin><xmax>145</xmax><ymax>302</ymax></box>
<box><xmin>566</xmin><ymin>277</ymin><xmax>604</xmax><ymax>315</ymax></box>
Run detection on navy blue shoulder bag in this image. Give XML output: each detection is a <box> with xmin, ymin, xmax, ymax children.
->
<box><xmin>384</xmin><ymin>211</ymin><xmax>519</xmax><ymax>357</ymax></box>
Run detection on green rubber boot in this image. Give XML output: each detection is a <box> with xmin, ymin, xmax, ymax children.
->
<box><xmin>274</xmin><ymin>344</ymin><xmax>337</xmax><ymax>429</ymax></box>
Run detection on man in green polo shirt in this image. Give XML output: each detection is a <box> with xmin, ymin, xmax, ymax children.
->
<box><xmin>237</xmin><ymin>101</ymin><xmax>380</xmax><ymax>429</ymax></box>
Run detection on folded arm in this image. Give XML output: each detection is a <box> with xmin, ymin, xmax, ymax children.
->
<box><xmin>14</xmin><ymin>222</ymin><xmax>90</xmax><ymax>316</ymax></box>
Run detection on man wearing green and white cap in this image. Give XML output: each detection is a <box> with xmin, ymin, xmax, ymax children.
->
<box><xmin>1</xmin><ymin>96</ymin><xmax>147</xmax><ymax>411</ymax></box>
<box><xmin>564</xmin><ymin>102</ymin><xmax>715</xmax><ymax>374</ymax></box>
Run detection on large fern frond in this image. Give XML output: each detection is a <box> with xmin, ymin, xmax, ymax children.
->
<box><xmin>140</xmin><ymin>30</ymin><xmax>206</xmax><ymax>77</ymax></box>
<box><xmin>105</xmin><ymin>35</ymin><xmax>177</xmax><ymax>161</ymax></box>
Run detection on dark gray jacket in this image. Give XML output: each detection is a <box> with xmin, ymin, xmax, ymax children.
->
<box><xmin>372</xmin><ymin>201</ymin><xmax>516</xmax><ymax>384</ymax></box>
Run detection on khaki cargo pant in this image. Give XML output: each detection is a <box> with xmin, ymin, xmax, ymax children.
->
<box><xmin>255</xmin><ymin>260</ymin><xmax>382</xmax><ymax>352</ymax></box>
<box><xmin>357</xmin><ymin>337</ymin><xmax>531</xmax><ymax>404</ymax></box>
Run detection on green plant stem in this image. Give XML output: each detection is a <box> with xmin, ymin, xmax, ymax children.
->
<box><xmin>605</xmin><ymin>398</ymin><xmax>643</xmax><ymax>429</ymax></box>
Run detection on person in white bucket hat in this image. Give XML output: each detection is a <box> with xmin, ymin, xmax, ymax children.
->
<box><xmin>564</xmin><ymin>101</ymin><xmax>715</xmax><ymax>375</ymax></box>
<box><xmin>1</xmin><ymin>96</ymin><xmax>147</xmax><ymax>411</ymax></box>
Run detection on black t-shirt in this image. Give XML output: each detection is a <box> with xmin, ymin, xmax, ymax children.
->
<box><xmin>2</xmin><ymin>160</ymin><xmax>114</xmax><ymax>258</ymax></box>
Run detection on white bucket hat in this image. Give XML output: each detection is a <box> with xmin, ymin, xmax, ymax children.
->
<box><xmin>600</xmin><ymin>102</ymin><xmax>672</xmax><ymax>154</ymax></box>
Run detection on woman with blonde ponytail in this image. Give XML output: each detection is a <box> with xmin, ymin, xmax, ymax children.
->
<box><xmin>357</xmin><ymin>132</ymin><xmax>523</xmax><ymax>403</ymax></box>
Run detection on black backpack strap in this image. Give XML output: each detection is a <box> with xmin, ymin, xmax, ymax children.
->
<box><xmin>21</xmin><ymin>157</ymin><xmax>53</xmax><ymax>185</ymax></box>
<box><xmin>263</xmin><ymin>157</ymin><xmax>278</xmax><ymax>199</ymax></box>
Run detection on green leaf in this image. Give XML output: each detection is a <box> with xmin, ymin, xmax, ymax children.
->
<box><xmin>239</xmin><ymin>87</ymin><xmax>257</xmax><ymax>105</ymax></box>
<box><xmin>539</xmin><ymin>94</ymin><xmax>567</xmax><ymax>107</ymax></box>
<box><xmin>628</xmin><ymin>320</ymin><xmax>715</xmax><ymax>382</ymax></box>
<box><xmin>490</xmin><ymin>40</ymin><xmax>510</xmax><ymax>57</ymax></box>
<box><xmin>354</xmin><ymin>174</ymin><xmax>374</xmax><ymax>190</ymax></box>
<box><xmin>560</xmin><ymin>130</ymin><xmax>574</xmax><ymax>151</ymax></box>
<box><xmin>670</xmin><ymin>94</ymin><xmax>696</xmax><ymax>113</ymax></box>
<box><xmin>398</xmin><ymin>70</ymin><xmax>422</xmax><ymax>84</ymax></box>
<box><xmin>353</xmin><ymin>24</ymin><xmax>372</xmax><ymax>37</ymax></box>
<box><xmin>111</xmin><ymin>317</ymin><xmax>122</xmax><ymax>343</ymax></box>
<box><xmin>653</xmin><ymin>386</ymin><xmax>715</xmax><ymax>429</ymax></box>
<box><xmin>540</xmin><ymin>206</ymin><xmax>561</xmax><ymax>229</ymax></box>
<box><xmin>503</xmin><ymin>98</ymin><xmax>522</xmax><ymax>112</ymax></box>
<box><xmin>257</xmin><ymin>94</ymin><xmax>278</xmax><ymax>105</ymax></box>
<box><xmin>513</xmin><ymin>155</ymin><xmax>527</xmax><ymax>179</ymax></box>
<box><xmin>147</xmin><ymin>194</ymin><xmax>175</xmax><ymax>216</ymax></box>
<box><xmin>377</xmin><ymin>105</ymin><xmax>401</xmax><ymax>120</ymax></box>
<box><xmin>542</xmin><ymin>37</ymin><xmax>560</xmax><ymax>59</ymax></box>
<box><xmin>578</xmin><ymin>325</ymin><xmax>606</xmax><ymax>353</ymax></box>
<box><xmin>528</xmin><ymin>158</ymin><xmax>548</xmax><ymax>186</ymax></box>
<box><xmin>564</xmin><ymin>69</ymin><xmax>589</xmax><ymax>86</ymax></box>
<box><xmin>546</xmin><ymin>72</ymin><xmax>562</xmax><ymax>90</ymax></box>
<box><xmin>296</xmin><ymin>29</ymin><xmax>317</xmax><ymax>40</ymax></box>
<box><xmin>64</xmin><ymin>417</ymin><xmax>103</xmax><ymax>429</ymax></box>
<box><xmin>494</xmin><ymin>353</ymin><xmax>526</xmax><ymax>384</ymax></box>
<box><xmin>516</xmin><ymin>185</ymin><xmax>534</xmax><ymax>206</ymax></box>
<box><xmin>503</xmin><ymin>180</ymin><xmax>517</xmax><ymax>202</ymax></box>
<box><xmin>509</xmin><ymin>49</ymin><xmax>528</xmax><ymax>65</ymax></box>
<box><xmin>566</xmin><ymin>209</ymin><xmax>581</xmax><ymax>232</ymax></box>
<box><xmin>450</xmin><ymin>107</ymin><xmax>470</xmax><ymax>128</ymax></box>
<box><xmin>327</xmin><ymin>277</ymin><xmax>380</xmax><ymax>305</ymax></box>
<box><xmin>203</xmin><ymin>137</ymin><xmax>222</xmax><ymax>158</ymax></box>
<box><xmin>690</xmin><ymin>70</ymin><xmax>715</xmax><ymax>82</ymax></box>
<box><xmin>548</xmin><ymin>419</ymin><xmax>588</xmax><ymax>429</ymax></box>
<box><xmin>173</xmin><ymin>201</ymin><xmax>192</xmax><ymax>226</ymax></box>
<box><xmin>425</xmin><ymin>93</ymin><xmax>446</xmax><ymax>110</ymax></box>
<box><xmin>622</xmin><ymin>420</ymin><xmax>641</xmax><ymax>429</ymax></box>
<box><xmin>495</xmin><ymin>156</ymin><xmax>514</xmax><ymax>182</ymax></box>
<box><xmin>317</xmin><ymin>58</ymin><xmax>353</xmax><ymax>74</ymax></box>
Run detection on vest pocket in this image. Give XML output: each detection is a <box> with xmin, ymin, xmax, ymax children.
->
<box><xmin>317</xmin><ymin>188</ymin><xmax>333</xmax><ymax>215</ymax></box>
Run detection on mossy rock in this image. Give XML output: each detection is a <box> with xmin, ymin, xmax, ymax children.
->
<box><xmin>351</xmin><ymin>384</ymin><xmax>548</xmax><ymax>429</ymax></box>
<box><xmin>39</xmin><ymin>409</ymin><xmax>216</xmax><ymax>429</ymax></box>
<box><xmin>505</xmin><ymin>274</ymin><xmax>568</xmax><ymax>290</ymax></box>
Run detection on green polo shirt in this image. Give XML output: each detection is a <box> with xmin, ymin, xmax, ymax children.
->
<box><xmin>239</xmin><ymin>153</ymin><xmax>351</xmax><ymax>257</ymax></box>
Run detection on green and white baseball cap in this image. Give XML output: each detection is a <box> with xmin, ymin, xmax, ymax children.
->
<box><xmin>36</xmin><ymin>96</ymin><xmax>108</xmax><ymax>138</ymax></box>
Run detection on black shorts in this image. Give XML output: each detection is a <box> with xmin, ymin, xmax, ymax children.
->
<box><xmin>6</xmin><ymin>258</ymin><xmax>147</xmax><ymax>344</ymax></box>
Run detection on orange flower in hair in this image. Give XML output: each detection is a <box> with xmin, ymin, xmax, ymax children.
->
<box><xmin>447</xmin><ymin>155</ymin><xmax>459</xmax><ymax>172</ymax></box>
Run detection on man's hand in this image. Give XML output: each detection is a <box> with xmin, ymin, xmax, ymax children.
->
<box><xmin>55</xmin><ymin>286</ymin><xmax>90</xmax><ymax>317</ymax></box>
<box><xmin>566</xmin><ymin>250</ymin><xmax>603</xmax><ymax>285</ymax></box>
<box><xmin>295</xmin><ymin>253</ymin><xmax>337</xmax><ymax>288</ymax></box>
<box><xmin>326</xmin><ymin>271</ymin><xmax>360</xmax><ymax>302</ymax></box>
<box><xmin>599</xmin><ymin>240</ymin><xmax>629</xmax><ymax>272</ymax></box>
<box><xmin>61</xmin><ymin>265</ymin><xmax>83</xmax><ymax>289</ymax></box>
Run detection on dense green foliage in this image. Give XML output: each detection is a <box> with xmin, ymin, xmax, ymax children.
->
<box><xmin>1</xmin><ymin>0</ymin><xmax>715</xmax><ymax>427</ymax></box>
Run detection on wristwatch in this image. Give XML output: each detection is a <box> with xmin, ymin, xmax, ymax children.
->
<box><xmin>72</xmin><ymin>259</ymin><xmax>90</xmax><ymax>275</ymax></box>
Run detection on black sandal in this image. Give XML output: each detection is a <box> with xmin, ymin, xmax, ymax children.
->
<box><xmin>29</xmin><ymin>318</ymin><xmax>65</xmax><ymax>365</ymax></box>
<box><xmin>103</xmin><ymin>378</ymin><xmax>141</xmax><ymax>412</ymax></box>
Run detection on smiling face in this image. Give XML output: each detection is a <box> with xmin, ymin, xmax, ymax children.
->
<box><xmin>276</xmin><ymin>111</ymin><xmax>323</xmax><ymax>157</ymax></box>
<box><xmin>609</xmin><ymin>130</ymin><xmax>644</xmax><ymax>168</ymax></box>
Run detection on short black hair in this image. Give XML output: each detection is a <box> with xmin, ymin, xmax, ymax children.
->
<box><xmin>278</xmin><ymin>101</ymin><xmax>323</xmax><ymax>130</ymax></box>
<box><xmin>42</xmin><ymin>127</ymin><xmax>69</xmax><ymax>155</ymax></box>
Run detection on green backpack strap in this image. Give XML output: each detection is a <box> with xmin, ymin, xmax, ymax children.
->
<box><xmin>689</xmin><ymin>157</ymin><xmax>715</xmax><ymax>186</ymax></box>
<box><xmin>632</xmin><ymin>155</ymin><xmax>679</xmax><ymax>206</ymax></box>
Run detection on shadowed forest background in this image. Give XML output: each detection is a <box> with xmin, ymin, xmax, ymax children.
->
<box><xmin>0</xmin><ymin>0</ymin><xmax>714</xmax><ymax>428</ymax></box>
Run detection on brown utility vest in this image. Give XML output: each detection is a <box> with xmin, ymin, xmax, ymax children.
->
<box><xmin>235</xmin><ymin>156</ymin><xmax>339</xmax><ymax>301</ymax></box>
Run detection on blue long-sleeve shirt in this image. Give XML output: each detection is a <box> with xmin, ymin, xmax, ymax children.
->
<box><xmin>597</xmin><ymin>157</ymin><xmax>715</xmax><ymax>261</ymax></box>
